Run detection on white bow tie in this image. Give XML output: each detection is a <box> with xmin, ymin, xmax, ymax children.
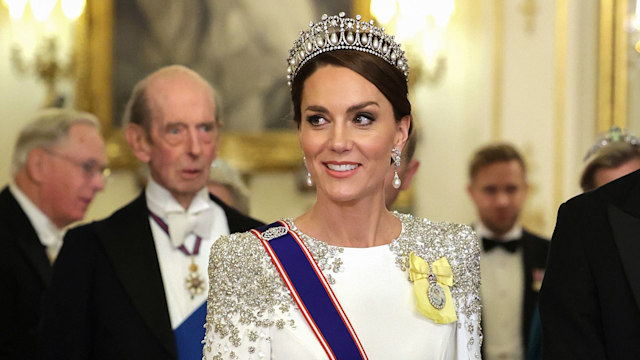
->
<box><xmin>166</xmin><ymin>208</ymin><xmax>214</xmax><ymax>247</ymax></box>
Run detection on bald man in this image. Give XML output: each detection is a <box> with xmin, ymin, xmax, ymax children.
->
<box><xmin>40</xmin><ymin>66</ymin><xmax>263</xmax><ymax>360</ymax></box>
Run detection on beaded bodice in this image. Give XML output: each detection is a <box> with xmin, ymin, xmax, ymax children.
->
<box><xmin>203</xmin><ymin>213</ymin><xmax>482</xmax><ymax>359</ymax></box>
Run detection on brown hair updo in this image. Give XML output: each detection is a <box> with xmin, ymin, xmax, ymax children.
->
<box><xmin>290</xmin><ymin>50</ymin><xmax>412</xmax><ymax>134</ymax></box>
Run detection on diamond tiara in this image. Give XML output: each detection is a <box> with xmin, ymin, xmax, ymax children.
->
<box><xmin>286</xmin><ymin>12</ymin><xmax>409</xmax><ymax>90</ymax></box>
<box><xmin>583</xmin><ymin>125</ymin><xmax>640</xmax><ymax>162</ymax></box>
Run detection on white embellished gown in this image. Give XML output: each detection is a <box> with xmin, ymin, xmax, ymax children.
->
<box><xmin>202</xmin><ymin>213</ymin><xmax>482</xmax><ymax>359</ymax></box>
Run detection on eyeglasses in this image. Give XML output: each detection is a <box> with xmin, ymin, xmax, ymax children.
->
<box><xmin>42</xmin><ymin>149</ymin><xmax>111</xmax><ymax>180</ymax></box>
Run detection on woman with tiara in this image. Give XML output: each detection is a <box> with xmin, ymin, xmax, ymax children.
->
<box><xmin>202</xmin><ymin>12</ymin><xmax>481</xmax><ymax>360</ymax></box>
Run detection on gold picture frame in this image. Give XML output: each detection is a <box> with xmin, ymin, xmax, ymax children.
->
<box><xmin>598</xmin><ymin>0</ymin><xmax>630</xmax><ymax>133</ymax></box>
<box><xmin>74</xmin><ymin>0</ymin><xmax>303</xmax><ymax>172</ymax></box>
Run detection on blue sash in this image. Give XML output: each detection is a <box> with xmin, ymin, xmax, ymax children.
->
<box><xmin>251</xmin><ymin>221</ymin><xmax>368</xmax><ymax>360</ymax></box>
<box><xmin>174</xmin><ymin>302</ymin><xmax>207</xmax><ymax>360</ymax></box>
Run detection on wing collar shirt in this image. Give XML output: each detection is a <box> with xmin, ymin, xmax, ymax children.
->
<box><xmin>9</xmin><ymin>182</ymin><xmax>65</xmax><ymax>264</ymax></box>
<box><xmin>475</xmin><ymin>221</ymin><xmax>525</xmax><ymax>360</ymax></box>
<box><xmin>146</xmin><ymin>178</ymin><xmax>229</xmax><ymax>329</ymax></box>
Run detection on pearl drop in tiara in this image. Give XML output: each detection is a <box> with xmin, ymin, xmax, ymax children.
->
<box><xmin>286</xmin><ymin>12</ymin><xmax>409</xmax><ymax>90</ymax></box>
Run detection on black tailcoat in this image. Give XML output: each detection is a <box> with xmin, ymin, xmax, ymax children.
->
<box><xmin>480</xmin><ymin>227</ymin><xmax>548</xmax><ymax>357</ymax></box>
<box><xmin>540</xmin><ymin>169</ymin><xmax>640</xmax><ymax>359</ymax></box>
<box><xmin>39</xmin><ymin>192</ymin><xmax>263</xmax><ymax>360</ymax></box>
<box><xmin>0</xmin><ymin>187</ymin><xmax>53</xmax><ymax>359</ymax></box>
<box><xmin>519</xmin><ymin>230</ymin><xmax>549</xmax><ymax>344</ymax></box>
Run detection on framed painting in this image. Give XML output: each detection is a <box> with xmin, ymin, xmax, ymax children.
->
<box><xmin>74</xmin><ymin>0</ymin><xmax>365</xmax><ymax>172</ymax></box>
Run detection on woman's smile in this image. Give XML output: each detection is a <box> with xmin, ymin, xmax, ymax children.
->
<box><xmin>324</xmin><ymin>161</ymin><xmax>360</xmax><ymax>178</ymax></box>
<box><xmin>299</xmin><ymin>65</ymin><xmax>408</xmax><ymax>203</ymax></box>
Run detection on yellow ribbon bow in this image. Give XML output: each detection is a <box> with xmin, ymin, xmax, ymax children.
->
<box><xmin>409</xmin><ymin>252</ymin><xmax>457</xmax><ymax>324</ymax></box>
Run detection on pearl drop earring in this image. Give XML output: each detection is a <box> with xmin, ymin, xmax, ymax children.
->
<box><xmin>303</xmin><ymin>156</ymin><xmax>313</xmax><ymax>187</ymax></box>
<box><xmin>391</xmin><ymin>147</ymin><xmax>402</xmax><ymax>189</ymax></box>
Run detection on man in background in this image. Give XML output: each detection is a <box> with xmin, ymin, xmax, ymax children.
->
<box><xmin>466</xmin><ymin>143</ymin><xmax>548</xmax><ymax>360</ymax></box>
<box><xmin>0</xmin><ymin>108</ymin><xmax>107</xmax><ymax>359</ymax></box>
<box><xmin>40</xmin><ymin>65</ymin><xmax>262</xmax><ymax>359</ymax></box>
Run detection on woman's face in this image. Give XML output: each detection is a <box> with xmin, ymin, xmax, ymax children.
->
<box><xmin>299</xmin><ymin>65</ymin><xmax>410</xmax><ymax>204</ymax></box>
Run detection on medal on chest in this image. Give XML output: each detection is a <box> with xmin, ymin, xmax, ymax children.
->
<box><xmin>427</xmin><ymin>273</ymin><xmax>446</xmax><ymax>309</ymax></box>
<box><xmin>185</xmin><ymin>256</ymin><xmax>205</xmax><ymax>299</ymax></box>
<box><xmin>148</xmin><ymin>210</ymin><xmax>207</xmax><ymax>299</ymax></box>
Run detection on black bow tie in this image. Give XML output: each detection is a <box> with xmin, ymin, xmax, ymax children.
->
<box><xmin>482</xmin><ymin>237</ymin><xmax>522</xmax><ymax>253</ymax></box>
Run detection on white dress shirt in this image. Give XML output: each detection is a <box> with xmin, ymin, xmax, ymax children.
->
<box><xmin>476</xmin><ymin>222</ymin><xmax>524</xmax><ymax>360</ymax></box>
<box><xmin>9</xmin><ymin>182</ymin><xmax>65</xmax><ymax>264</ymax></box>
<box><xmin>146</xmin><ymin>178</ymin><xmax>229</xmax><ymax>329</ymax></box>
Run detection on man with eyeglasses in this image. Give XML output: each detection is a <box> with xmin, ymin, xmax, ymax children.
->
<box><xmin>0</xmin><ymin>108</ymin><xmax>107</xmax><ymax>359</ymax></box>
<box><xmin>40</xmin><ymin>65</ymin><xmax>263</xmax><ymax>359</ymax></box>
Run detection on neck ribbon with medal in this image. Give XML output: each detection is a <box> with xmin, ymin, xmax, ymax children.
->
<box><xmin>149</xmin><ymin>210</ymin><xmax>205</xmax><ymax>299</ymax></box>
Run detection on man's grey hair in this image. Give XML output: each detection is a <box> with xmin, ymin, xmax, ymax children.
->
<box><xmin>11</xmin><ymin>108</ymin><xmax>100</xmax><ymax>177</ymax></box>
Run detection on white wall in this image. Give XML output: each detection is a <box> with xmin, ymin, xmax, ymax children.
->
<box><xmin>411</xmin><ymin>0</ymin><xmax>494</xmax><ymax>226</ymax></box>
<box><xmin>411</xmin><ymin>0</ymin><xmax>599</xmax><ymax>237</ymax></box>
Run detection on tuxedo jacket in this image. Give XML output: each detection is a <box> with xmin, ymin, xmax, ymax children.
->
<box><xmin>479</xmin><ymin>227</ymin><xmax>549</xmax><ymax>356</ymax></box>
<box><xmin>539</xmin><ymin>169</ymin><xmax>640</xmax><ymax>359</ymax></box>
<box><xmin>519</xmin><ymin>229</ymin><xmax>549</xmax><ymax>346</ymax></box>
<box><xmin>39</xmin><ymin>191</ymin><xmax>263</xmax><ymax>360</ymax></box>
<box><xmin>0</xmin><ymin>187</ymin><xmax>52</xmax><ymax>359</ymax></box>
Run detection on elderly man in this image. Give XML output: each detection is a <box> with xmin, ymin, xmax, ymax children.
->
<box><xmin>0</xmin><ymin>108</ymin><xmax>107</xmax><ymax>359</ymax></box>
<box><xmin>466</xmin><ymin>143</ymin><xmax>549</xmax><ymax>360</ymax></box>
<box><xmin>40</xmin><ymin>66</ymin><xmax>263</xmax><ymax>359</ymax></box>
